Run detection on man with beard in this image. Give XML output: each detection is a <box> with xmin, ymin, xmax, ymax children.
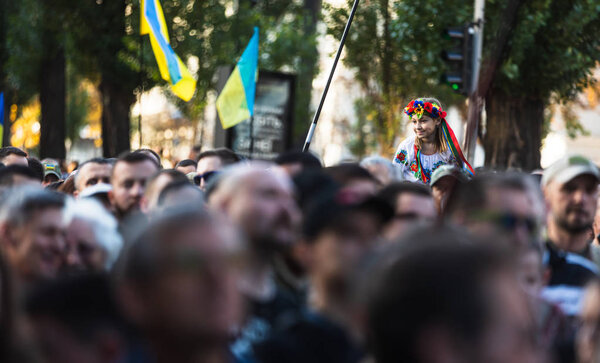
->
<box><xmin>109</xmin><ymin>152</ymin><xmax>159</xmax><ymax>222</ymax></box>
<box><xmin>542</xmin><ymin>155</ymin><xmax>600</xmax><ymax>317</ymax></box>
<box><xmin>208</xmin><ymin>162</ymin><xmax>301</xmax><ymax>361</ymax></box>
<box><xmin>255</xmin><ymin>192</ymin><xmax>393</xmax><ymax>363</ymax></box>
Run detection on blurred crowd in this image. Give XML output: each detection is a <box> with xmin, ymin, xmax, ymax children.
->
<box><xmin>1</xmin><ymin>145</ymin><xmax>600</xmax><ymax>363</ymax></box>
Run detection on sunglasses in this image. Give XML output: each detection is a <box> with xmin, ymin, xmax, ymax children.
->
<box><xmin>470</xmin><ymin>211</ymin><xmax>538</xmax><ymax>235</ymax></box>
<box><xmin>193</xmin><ymin>171</ymin><xmax>219</xmax><ymax>186</ymax></box>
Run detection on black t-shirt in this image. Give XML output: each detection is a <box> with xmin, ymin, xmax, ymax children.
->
<box><xmin>254</xmin><ymin>310</ymin><xmax>364</xmax><ymax>363</ymax></box>
<box><xmin>543</xmin><ymin>241</ymin><xmax>598</xmax><ymax>316</ymax></box>
<box><xmin>230</xmin><ymin>287</ymin><xmax>301</xmax><ymax>362</ymax></box>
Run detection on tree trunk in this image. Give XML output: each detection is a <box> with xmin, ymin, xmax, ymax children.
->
<box><xmin>292</xmin><ymin>0</ymin><xmax>322</xmax><ymax>147</ymax></box>
<box><xmin>100</xmin><ymin>79</ymin><xmax>134</xmax><ymax>157</ymax></box>
<box><xmin>0</xmin><ymin>0</ymin><xmax>7</xmax><ymax>147</ymax></box>
<box><xmin>39</xmin><ymin>45</ymin><xmax>66</xmax><ymax>159</ymax></box>
<box><xmin>483</xmin><ymin>88</ymin><xmax>543</xmax><ymax>170</ymax></box>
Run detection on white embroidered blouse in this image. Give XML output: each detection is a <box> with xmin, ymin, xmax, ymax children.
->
<box><xmin>392</xmin><ymin>135</ymin><xmax>458</xmax><ymax>184</ymax></box>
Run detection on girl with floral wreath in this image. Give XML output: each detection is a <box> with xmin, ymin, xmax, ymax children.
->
<box><xmin>392</xmin><ymin>97</ymin><xmax>474</xmax><ymax>184</ymax></box>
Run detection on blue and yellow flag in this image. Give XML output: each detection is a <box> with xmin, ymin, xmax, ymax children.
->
<box><xmin>0</xmin><ymin>93</ymin><xmax>4</xmax><ymax>146</ymax></box>
<box><xmin>141</xmin><ymin>0</ymin><xmax>196</xmax><ymax>101</ymax></box>
<box><xmin>216</xmin><ymin>27</ymin><xmax>259</xmax><ymax>129</ymax></box>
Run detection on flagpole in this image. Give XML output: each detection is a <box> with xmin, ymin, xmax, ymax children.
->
<box><xmin>249</xmin><ymin>115</ymin><xmax>254</xmax><ymax>159</ymax></box>
<box><xmin>302</xmin><ymin>0</ymin><xmax>360</xmax><ymax>152</ymax></box>
<box><xmin>139</xmin><ymin>33</ymin><xmax>144</xmax><ymax>147</ymax></box>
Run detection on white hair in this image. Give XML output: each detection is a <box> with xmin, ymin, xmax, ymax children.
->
<box><xmin>0</xmin><ymin>186</ymin><xmax>65</xmax><ymax>227</ymax></box>
<box><xmin>64</xmin><ymin>197</ymin><xmax>123</xmax><ymax>270</ymax></box>
<box><xmin>360</xmin><ymin>155</ymin><xmax>403</xmax><ymax>181</ymax></box>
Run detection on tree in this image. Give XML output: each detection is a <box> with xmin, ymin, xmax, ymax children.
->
<box><xmin>326</xmin><ymin>0</ymin><xmax>600</xmax><ymax>169</ymax></box>
<box><xmin>65</xmin><ymin>0</ymin><xmax>141</xmax><ymax>157</ymax></box>
<box><xmin>0</xmin><ymin>0</ymin><xmax>7</xmax><ymax>146</ymax></box>
<box><xmin>481</xmin><ymin>0</ymin><xmax>600</xmax><ymax>169</ymax></box>
<box><xmin>3</xmin><ymin>0</ymin><xmax>67</xmax><ymax>157</ymax></box>
<box><xmin>38</xmin><ymin>0</ymin><xmax>66</xmax><ymax>159</ymax></box>
<box><xmin>4</xmin><ymin>0</ymin><xmax>322</xmax><ymax>157</ymax></box>
<box><xmin>326</xmin><ymin>0</ymin><xmax>470</xmax><ymax>156</ymax></box>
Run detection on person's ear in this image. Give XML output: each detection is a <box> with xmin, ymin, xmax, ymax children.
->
<box><xmin>116</xmin><ymin>284</ymin><xmax>149</xmax><ymax>325</ymax></box>
<box><xmin>543</xmin><ymin>266</ymin><xmax>551</xmax><ymax>287</ymax></box>
<box><xmin>0</xmin><ymin>224</ymin><xmax>19</xmax><ymax>249</ymax></box>
<box><xmin>108</xmin><ymin>190</ymin><xmax>115</xmax><ymax>207</ymax></box>
<box><xmin>140</xmin><ymin>196</ymin><xmax>150</xmax><ymax>214</ymax></box>
<box><xmin>294</xmin><ymin>240</ymin><xmax>313</xmax><ymax>271</ymax></box>
<box><xmin>542</xmin><ymin>185</ymin><xmax>552</xmax><ymax>218</ymax></box>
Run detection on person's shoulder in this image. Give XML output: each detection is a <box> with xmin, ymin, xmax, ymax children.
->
<box><xmin>254</xmin><ymin>311</ymin><xmax>362</xmax><ymax>363</ymax></box>
<box><xmin>398</xmin><ymin>135</ymin><xmax>416</xmax><ymax>149</ymax></box>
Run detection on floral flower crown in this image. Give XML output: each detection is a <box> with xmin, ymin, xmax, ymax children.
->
<box><xmin>404</xmin><ymin>98</ymin><xmax>447</xmax><ymax>120</ymax></box>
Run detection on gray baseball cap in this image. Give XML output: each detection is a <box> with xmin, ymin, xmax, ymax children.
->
<box><xmin>542</xmin><ymin>155</ymin><xmax>600</xmax><ymax>187</ymax></box>
<box><xmin>430</xmin><ymin>165</ymin><xmax>470</xmax><ymax>187</ymax></box>
<box><xmin>79</xmin><ymin>183</ymin><xmax>112</xmax><ymax>198</ymax></box>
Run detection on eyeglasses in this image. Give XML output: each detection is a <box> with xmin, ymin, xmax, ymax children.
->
<box><xmin>193</xmin><ymin>171</ymin><xmax>219</xmax><ymax>186</ymax></box>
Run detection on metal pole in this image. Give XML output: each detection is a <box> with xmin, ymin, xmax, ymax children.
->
<box><xmin>139</xmin><ymin>34</ymin><xmax>144</xmax><ymax>147</ymax></box>
<box><xmin>249</xmin><ymin>115</ymin><xmax>254</xmax><ymax>159</ymax></box>
<box><xmin>302</xmin><ymin>0</ymin><xmax>360</xmax><ymax>152</ymax></box>
<box><xmin>464</xmin><ymin>0</ymin><xmax>485</xmax><ymax>161</ymax></box>
<box><xmin>471</xmin><ymin>0</ymin><xmax>484</xmax><ymax>94</ymax></box>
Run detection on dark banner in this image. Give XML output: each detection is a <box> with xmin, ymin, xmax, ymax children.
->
<box><xmin>213</xmin><ymin>69</ymin><xmax>295</xmax><ymax>160</ymax></box>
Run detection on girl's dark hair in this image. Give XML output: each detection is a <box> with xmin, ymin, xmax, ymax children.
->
<box><xmin>413</xmin><ymin>97</ymin><xmax>448</xmax><ymax>153</ymax></box>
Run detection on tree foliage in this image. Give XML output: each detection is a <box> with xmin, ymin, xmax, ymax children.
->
<box><xmin>326</xmin><ymin>0</ymin><xmax>600</xmax><ymax>165</ymax></box>
<box><xmin>325</xmin><ymin>0</ymin><xmax>470</xmax><ymax>155</ymax></box>
<box><xmin>2</xmin><ymin>0</ymin><xmax>321</xmax><ymax>154</ymax></box>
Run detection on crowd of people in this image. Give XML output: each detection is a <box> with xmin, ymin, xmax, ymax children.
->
<box><xmin>0</xmin><ymin>143</ymin><xmax>600</xmax><ymax>363</ymax></box>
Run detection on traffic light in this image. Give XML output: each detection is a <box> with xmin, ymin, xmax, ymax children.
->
<box><xmin>441</xmin><ymin>26</ymin><xmax>473</xmax><ymax>95</ymax></box>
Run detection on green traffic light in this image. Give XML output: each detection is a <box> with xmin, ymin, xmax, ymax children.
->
<box><xmin>452</xmin><ymin>84</ymin><xmax>459</xmax><ymax>90</ymax></box>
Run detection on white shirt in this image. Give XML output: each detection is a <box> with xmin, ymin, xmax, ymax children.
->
<box><xmin>392</xmin><ymin>135</ymin><xmax>458</xmax><ymax>184</ymax></box>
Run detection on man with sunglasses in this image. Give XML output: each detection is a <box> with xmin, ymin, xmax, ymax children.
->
<box><xmin>196</xmin><ymin>148</ymin><xmax>241</xmax><ymax>191</ymax></box>
<box><xmin>445</xmin><ymin>172</ymin><xmax>542</xmax><ymax>249</ymax></box>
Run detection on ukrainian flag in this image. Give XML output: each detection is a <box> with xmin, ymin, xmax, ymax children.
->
<box><xmin>141</xmin><ymin>0</ymin><xmax>196</xmax><ymax>101</ymax></box>
<box><xmin>216</xmin><ymin>27</ymin><xmax>259</xmax><ymax>129</ymax></box>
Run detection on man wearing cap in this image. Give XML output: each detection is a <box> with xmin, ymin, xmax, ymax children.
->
<box><xmin>543</xmin><ymin>155</ymin><xmax>600</xmax><ymax>259</ymax></box>
<box><xmin>430</xmin><ymin>165</ymin><xmax>469</xmax><ymax>214</ymax></box>
<box><xmin>42</xmin><ymin>161</ymin><xmax>62</xmax><ymax>186</ymax></box>
<box><xmin>542</xmin><ymin>155</ymin><xmax>600</xmax><ymax>317</ymax></box>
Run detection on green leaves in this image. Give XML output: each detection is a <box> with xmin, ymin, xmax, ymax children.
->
<box><xmin>325</xmin><ymin>0</ymin><xmax>600</xmax><ymax>157</ymax></box>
